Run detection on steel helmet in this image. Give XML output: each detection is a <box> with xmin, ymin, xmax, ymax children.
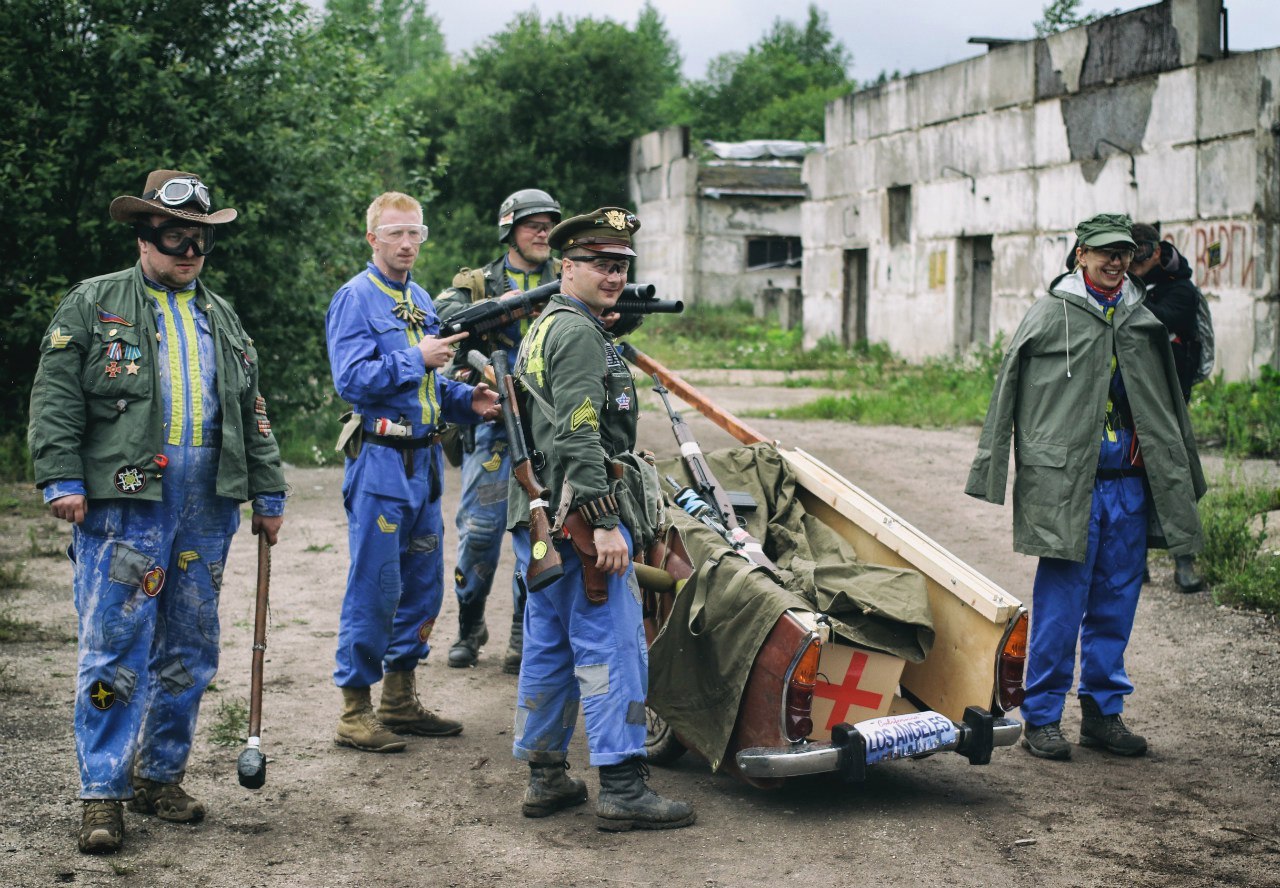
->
<box><xmin>497</xmin><ymin>188</ymin><xmax>561</xmax><ymax>243</ymax></box>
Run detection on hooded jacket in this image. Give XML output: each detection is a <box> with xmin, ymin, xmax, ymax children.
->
<box><xmin>966</xmin><ymin>271</ymin><xmax>1205</xmax><ymax>561</ymax></box>
<box><xmin>1140</xmin><ymin>242</ymin><xmax>1201</xmax><ymax>400</ymax></box>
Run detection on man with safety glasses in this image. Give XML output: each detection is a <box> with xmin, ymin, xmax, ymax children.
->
<box><xmin>325</xmin><ymin>191</ymin><xmax>500</xmax><ymax>755</ymax></box>
<box><xmin>28</xmin><ymin>169</ymin><xmax>287</xmax><ymax>855</ymax></box>
<box><xmin>967</xmin><ymin>213</ymin><xmax>1204</xmax><ymax>763</ymax></box>
<box><xmin>434</xmin><ymin>188</ymin><xmax>562</xmax><ymax>673</ymax></box>
<box><xmin>506</xmin><ymin>207</ymin><xmax>694</xmax><ymax>830</ymax></box>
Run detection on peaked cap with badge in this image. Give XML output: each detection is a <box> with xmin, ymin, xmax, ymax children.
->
<box><xmin>109</xmin><ymin>169</ymin><xmax>238</xmax><ymax>226</ymax></box>
<box><xmin>548</xmin><ymin>206</ymin><xmax>640</xmax><ymax>257</ymax></box>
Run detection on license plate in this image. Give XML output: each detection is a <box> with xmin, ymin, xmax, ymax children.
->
<box><xmin>854</xmin><ymin>711</ymin><xmax>958</xmax><ymax>765</ymax></box>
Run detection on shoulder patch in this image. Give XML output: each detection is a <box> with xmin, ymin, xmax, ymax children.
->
<box><xmin>570</xmin><ymin>396</ymin><xmax>599</xmax><ymax>432</ymax></box>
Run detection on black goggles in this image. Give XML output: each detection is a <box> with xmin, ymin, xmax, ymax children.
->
<box><xmin>135</xmin><ymin>220</ymin><xmax>217</xmax><ymax>256</ymax></box>
<box><xmin>1134</xmin><ymin>241</ymin><xmax>1157</xmax><ymax>262</ymax></box>
<box><xmin>144</xmin><ymin>176</ymin><xmax>211</xmax><ymax>213</ymax></box>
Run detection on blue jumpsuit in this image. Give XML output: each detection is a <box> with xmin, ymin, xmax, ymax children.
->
<box><xmin>452</xmin><ymin>262</ymin><xmax>547</xmax><ymax>615</ymax></box>
<box><xmin>326</xmin><ymin>262</ymin><xmax>478</xmax><ymax>688</ymax></box>
<box><xmin>1022</xmin><ymin>286</ymin><xmax>1149</xmax><ymax>728</ymax></box>
<box><xmin>45</xmin><ymin>279</ymin><xmax>284</xmax><ymax>798</ymax></box>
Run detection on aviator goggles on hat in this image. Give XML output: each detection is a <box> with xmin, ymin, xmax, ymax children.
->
<box><xmin>135</xmin><ymin>219</ymin><xmax>217</xmax><ymax>256</ymax></box>
<box><xmin>144</xmin><ymin>176</ymin><xmax>211</xmax><ymax>213</ymax></box>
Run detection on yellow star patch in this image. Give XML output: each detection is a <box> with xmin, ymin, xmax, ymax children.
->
<box><xmin>377</xmin><ymin>515</ymin><xmax>398</xmax><ymax>533</ymax></box>
<box><xmin>570</xmin><ymin>397</ymin><xmax>599</xmax><ymax>432</ymax></box>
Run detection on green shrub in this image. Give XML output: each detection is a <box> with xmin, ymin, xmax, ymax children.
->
<box><xmin>1199</xmin><ymin>475</ymin><xmax>1280</xmax><ymax>614</ymax></box>
<box><xmin>1190</xmin><ymin>365</ymin><xmax>1280</xmax><ymax>459</ymax></box>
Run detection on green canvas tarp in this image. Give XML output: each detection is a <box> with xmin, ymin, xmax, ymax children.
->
<box><xmin>647</xmin><ymin>443</ymin><xmax>934</xmax><ymax>770</ymax></box>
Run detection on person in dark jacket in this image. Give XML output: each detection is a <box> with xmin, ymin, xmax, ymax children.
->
<box><xmin>1129</xmin><ymin>223</ymin><xmax>1205</xmax><ymax>592</ymax></box>
<box><xmin>29</xmin><ymin>169</ymin><xmax>287</xmax><ymax>855</ymax></box>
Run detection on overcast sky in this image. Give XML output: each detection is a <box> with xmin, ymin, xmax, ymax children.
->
<box><xmin>308</xmin><ymin>1</ymin><xmax>1280</xmax><ymax>82</ymax></box>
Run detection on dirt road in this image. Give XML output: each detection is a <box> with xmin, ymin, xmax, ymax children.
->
<box><xmin>2</xmin><ymin>375</ymin><xmax>1277</xmax><ymax>887</ymax></box>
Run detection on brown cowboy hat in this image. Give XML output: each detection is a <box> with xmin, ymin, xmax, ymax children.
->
<box><xmin>109</xmin><ymin>169</ymin><xmax>238</xmax><ymax>225</ymax></box>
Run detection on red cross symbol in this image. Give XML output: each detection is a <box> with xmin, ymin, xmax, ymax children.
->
<box><xmin>813</xmin><ymin>650</ymin><xmax>884</xmax><ymax>730</ymax></box>
<box><xmin>104</xmin><ymin>361</ymin><xmax>122</xmax><ymax>378</ymax></box>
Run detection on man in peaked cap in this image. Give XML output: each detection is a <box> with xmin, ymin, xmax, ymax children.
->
<box><xmin>434</xmin><ymin>188</ymin><xmax>562</xmax><ymax>673</ymax></box>
<box><xmin>29</xmin><ymin>169</ymin><xmax>287</xmax><ymax>854</ymax></box>
<box><xmin>505</xmin><ymin>206</ymin><xmax>695</xmax><ymax>831</ymax></box>
<box><xmin>967</xmin><ymin>212</ymin><xmax>1203</xmax><ymax>764</ymax></box>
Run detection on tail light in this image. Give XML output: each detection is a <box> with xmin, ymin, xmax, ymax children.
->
<box><xmin>997</xmin><ymin>611</ymin><xmax>1028</xmax><ymax>712</ymax></box>
<box><xmin>785</xmin><ymin>638</ymin><xmax>821</xmax><ymax>741</ymax></box>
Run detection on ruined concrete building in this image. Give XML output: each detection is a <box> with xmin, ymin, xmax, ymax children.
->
<box><xmin>630</xmin><ymin>0</ymin><xmax>1278</xmax><ymax>380</ymax></box>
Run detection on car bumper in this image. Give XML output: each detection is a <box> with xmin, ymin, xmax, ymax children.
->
<box><xmin>735</xmin><ymin>707</ymin><xmax>1023</xmax><ymax>781</ymax></box>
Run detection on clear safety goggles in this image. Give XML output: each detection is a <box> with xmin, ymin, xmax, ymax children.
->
<box><xmin>374</xmin><ymin>223</ymin><xmax>429</xmax><ymax>244</ymax></box>
<box><xmin>135</xmin><ymin>220</ymin><xmax>217</xmax><ymax>256</ymax></box>
<box><xmin>567</xmin><ymin>255</ymin><xmax>630</xmax><ymax>277</ymax></box>
<box><xmin>144</xmin><ymin>176</ymin><xmax>211</xmax><ymax>213</ymax></box>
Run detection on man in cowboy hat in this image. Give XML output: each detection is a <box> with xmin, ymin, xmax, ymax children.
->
<box><xmin>28</xmin><ymin>168</ymin><xmax>287</xmax><ymax>854</ymax></box>
<box><xmin>506</xmin><ymin>207</ymin><xmax>694</xmax><ymax>830</ymax></box>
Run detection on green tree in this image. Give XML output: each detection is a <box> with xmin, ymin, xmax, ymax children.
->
<box><xmin>1034</xmin><ymin>0</ymin><xmax>1108</xmax><ymax>37</ymax></box>
<box><xmin>665</xmin><ymin>5</ymin><xmax>852</xmax><ymax>143</ymax></box>
<box><xmin>410</xmin><ymin>4</ymin><xmax>682</xmax><ymax>287</ymax></box>
<box><xmin>0</xmin><ymin>0</ymin><xmax>392</xmax><ymax>441</ymax></box>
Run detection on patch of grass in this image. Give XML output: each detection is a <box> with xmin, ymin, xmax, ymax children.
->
<box><xmin>207</xmin><ymin>696</ymin><xmax>249</xmax><ymax>747</ymax></box>
<box><xmin>1190</xmin><ymin>365</ymin><xmax>1280</xmax><ymax>459</ymax></box>
<box><xmin>0</xmin><ymin>559</ymin><xmax>27</xmax><ymax>590</ymax></box>
<box><xmin>273</xmin><ymin>399</ymin><xmax>345</xmax><ymax>468</ymax></box>
<box><xmin>27</xmin><ymin>525</ymin><xmax>65</xmax><ymax>558</ymax></box>
<box><xmin>0</xmin><ymin>608</ymin><xmax>43</xmax><ymax>643</ymax></box>
<box><xmin>0</xmin><ymin>433</ymin><xmax>33</xmax><ymax>484</ymax></box>
<box><xmin>1199</xmin><ymin>474</ymin><xmax>1280</xmax><ymax>614</ymax></box>
<box><xmin>304</xmin><ymin>543</ymin><xmax>334</xmax><ymax>553</ymax></box>
<box><xmin>0</xmin><ymin>660</ymin><xmax>16</xmax><ymax>693</ymax></box>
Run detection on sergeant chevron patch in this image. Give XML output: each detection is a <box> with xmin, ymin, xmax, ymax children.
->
<box><xmin>570</xmin><ymin>396</ymin><xmax>599</xmax><ymax>432</ymax></box>
<box><xmin>177</xmin><ymin>551</ymin><xmax>200</xmax><ymax>571</ymax></box>
<box><xmin>377</xmin><ymin>515</ymin><xmax>398</xmax><ymax>533</ymax></box>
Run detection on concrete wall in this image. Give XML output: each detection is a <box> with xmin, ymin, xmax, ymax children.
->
<box><xmin>630</xmin><ymin>127</ymin><xmax>806</xmax><ymax>309</ymax></box>
<box><xmin>802</xmin><ymin>0</ymin><xmax>1279</xmax><ymax>380</ymax></box>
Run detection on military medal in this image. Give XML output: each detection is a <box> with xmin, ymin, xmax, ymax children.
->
<box><xmin>106</xmin><ymin>341</ymin><xmax>124</xmax><ymax>361</ymax></box>
<box><xmin>113</xmin><ymin>465</ymin><xmax>147</xmax><ymax>494</ymax></box>
<box><xmin>141</xmin><ymin>566</ymin><xmax>165</xmax><ymax>597</ymax></box>
<box><xmin>257</xmin><ymin>417</ymin><xmax>272</xmax><ymax>437</ymax></box>
<box><xmin>125</xmin><ymin>361</ymin><xmax>140</xmax><ymax>375</ymax></box>
<box><xmin>104</xmin><ymin>361</ymin><xmax>122</xmax><ymax>378</ymax></box>
<box><xmin>123</xmin><ymin>344</ymin><xmax>141</xmax><ymax>360</ymax></box>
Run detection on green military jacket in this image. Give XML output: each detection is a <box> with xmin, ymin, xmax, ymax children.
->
<box><xmin>966</xmin><ymin>271</ymin><xmax>1205</xmax><ymax>560</ymax></box>
<box><xmin>28</xmin><ymin>263</ymin><xmax>286</xmax><ymax>503</ymax></box>
<box><xmin>507</xmin><ymin>294</ymin><xmax>639</xmax><ymax>532</ymax></box>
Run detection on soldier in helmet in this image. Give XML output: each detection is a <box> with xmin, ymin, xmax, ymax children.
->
<box><xmin>434</xmin><ymin>189</ymin><xmax>562</xmax><ymax>672</ymax></box>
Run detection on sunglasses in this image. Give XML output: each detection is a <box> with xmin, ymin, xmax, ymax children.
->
<box><xmin>136</xmin><ymin>220</ymin><xmax>217</xmax><ymax>256</ymax></box>
<box><xmin>1087</xmin><ymin>247</ymin><xmax>1135</xmax><ymax>263</ymax></box>
<box><xmin>1134</xmin><ymin>242</ymin><xmax>1157</xmax><ymax>262</ymax></box>
<box><xmin>374</xmin><ymin>224</ymin><xmax>429</xmax><ymax>244</ymax></box>
<box><xmin>144</xmin><ymin>176</ymin><xmax>211</xmax><ymax>213</ymax></box>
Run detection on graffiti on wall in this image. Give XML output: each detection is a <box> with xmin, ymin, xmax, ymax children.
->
<box><xmin>1162</xmin><ymin>222</ymin><xmax>1256</xmax><ymax>290</ymax></box>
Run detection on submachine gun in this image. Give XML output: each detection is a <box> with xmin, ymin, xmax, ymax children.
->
<box><xmin>442</xmin><ymin>280</ymin><xmax>683</xmax><ymax>342</ymax></box>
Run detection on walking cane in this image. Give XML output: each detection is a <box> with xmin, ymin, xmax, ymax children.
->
<box><xmin>237</xmin><ymin>534</ymin><xmax>270</xmax><ymax>789</ymax></box>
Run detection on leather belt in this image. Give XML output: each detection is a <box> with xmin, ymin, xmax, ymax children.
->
<box><xmin>1096</xmin><ymin>467</ymin><xmax>1145</xmax><ymax>480</ymax></box>
<box><xmin>367</xmin><ymin>430</ymin><xmax>443</xmax><ymax>451</ymax></box>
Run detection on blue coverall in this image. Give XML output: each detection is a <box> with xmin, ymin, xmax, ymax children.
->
<box><xmin>326</xmin><ymin>262</ymin><xmax>478</xmax><ymax>688</ymax></box>
<box><xmin>1022</xmin><ymin>286</ymin><xmax>1149</xmax><ymax>728</ymax></box>
<box><xmin>453</xmin><ymin>262</ymin><xmax>546</xmax><ymax>614</ymax></box>
<box><xmin>46</xmin><ymin>280</ymin><xmax>284</xmax><ymax>798</ymax></box>
<box><xmin>510</xmin><ymin>527</ymin><xmax>649</xmax><ymax>766</ymax></box>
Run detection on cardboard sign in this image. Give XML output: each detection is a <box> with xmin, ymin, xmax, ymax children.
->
<box><xmin>808</xmin><ymin>642</ymin><xmax>905</xmax><ymax>739</ymax></box>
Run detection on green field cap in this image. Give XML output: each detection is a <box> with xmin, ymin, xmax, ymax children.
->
<box><xmin>1076</xmin><ymin>213</ymin><xmax>1136</xmax><ymax>248</ymax></box>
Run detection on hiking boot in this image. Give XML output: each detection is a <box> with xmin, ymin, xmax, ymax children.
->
<box><xmin>523</xmin><ymin>761</ymin><xmax>588</xmax><ymax>818</ymax></box>
<box><xmin>377</xmin><ymin>669</ymin><xmax>463</xmax><ymax>737</ymax></box>
<box><xmin>335</xmin><ymin>686</ymin><xmax>407</xmax><ymax>752</ymax></box>
<box><xmin>129</xmin><ymin>777</ymin><xmax>205</xmax><ymax>823</ymax></box>
<box><xmin>1080</xmin><ymin>696</ymin><xmax>1148</xmax><ymax>756</ymax></box>
<box><xmin>447</xmin><ymin>598</ymin><xmax>489</xmax><ymax>668</ymax></box>
<box><xmin>1174</xmin><ymin>555</ymin><xmax>1204</xmax><ymax>593</ymax></box>
<box><xmin>78</xmin><ymin>800</ymin><xmax>123</xmax><ymax>854</ymax></box>
<box><xmin>1021</xmin><ymin>721</ymin><xmax>1071</xmax><ymax>760</ymax></box>
<box><xmin>596</xmin><ymin>758</ymin><xmax>695</xmax><ymax>831</ymax></box>
<box><xmin>502</xmin><ymin>608</ymin><xmax>523</xmax><ymax>675</ymax></box>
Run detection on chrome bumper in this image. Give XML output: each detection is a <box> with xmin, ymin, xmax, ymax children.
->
<box><xmin>736</xmin><ymin>709</ymin><xmax>1022</xmax><ymax>780</ymax></box>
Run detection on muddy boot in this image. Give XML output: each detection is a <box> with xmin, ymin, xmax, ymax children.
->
<box><xmin>1021</xmin><ymin>721</ymin><xmax>1071</xmax><ymax>760</ymax></box>
<box><xmin>502</xmin><ymin>606</ymin><xmax>524</xmax><ymax>675</ymax></box>
<box><xmin>377</xmin><ymin>668</ymin><xmax>463</xmax><ymax>737</ymax></box>
<box><xmin>596</xmin><ymin>758</ymin><xmax>695</xmax><ymax>831</ymax></box>
<box><xmin>129</xmin><ymin>777</ymin><xmax>205</xmax><ymax>823</ymax></box>
<box><xmin>447</xmin><ymin>597</ymin><xmax>489</xmax><ymax>668</ymax></box>
<box><xmin>522</xmin><ymin>761</ymin><xmax>588</xmax><ymax>818</ymax></box>
<box><xmin>335</xmin><ymin>686</ymin><xmax>407</xmax><ymax>752</ymax></box>
<box><xmin>1079</xmin><ymin>695</ymin><xmax>1148</xmax><ymax>756</ymax></box>
<box><xmin>78</xmin><ymin>800</ymin><xmax>123</xmax><ymax>854</ymax></box>
<box><xmin>1174</xmin><ymin>555</ymin><xmax>1204</xmax><ymax>593</ymax></box>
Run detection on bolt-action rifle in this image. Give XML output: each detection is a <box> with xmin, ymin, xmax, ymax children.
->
<box><xmin>487</xmin><ymin>349</ymin><xmax>564</xmax><ymax>592</ymax></box>
<box><xmin>627</xmin><ymin>349</ymin><xmax>776</xmax><ymax>573</ymax></box>
<box><xmin>443</xmin><ymin>281</ymin><xmax>682</xmax><ymax>341</ymax></box>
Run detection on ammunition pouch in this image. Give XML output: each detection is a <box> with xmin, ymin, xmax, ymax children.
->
<box><xmin>440</xmin><ymin>425</ymin><xmax>464</xmax><ymax>468</ymax></box>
